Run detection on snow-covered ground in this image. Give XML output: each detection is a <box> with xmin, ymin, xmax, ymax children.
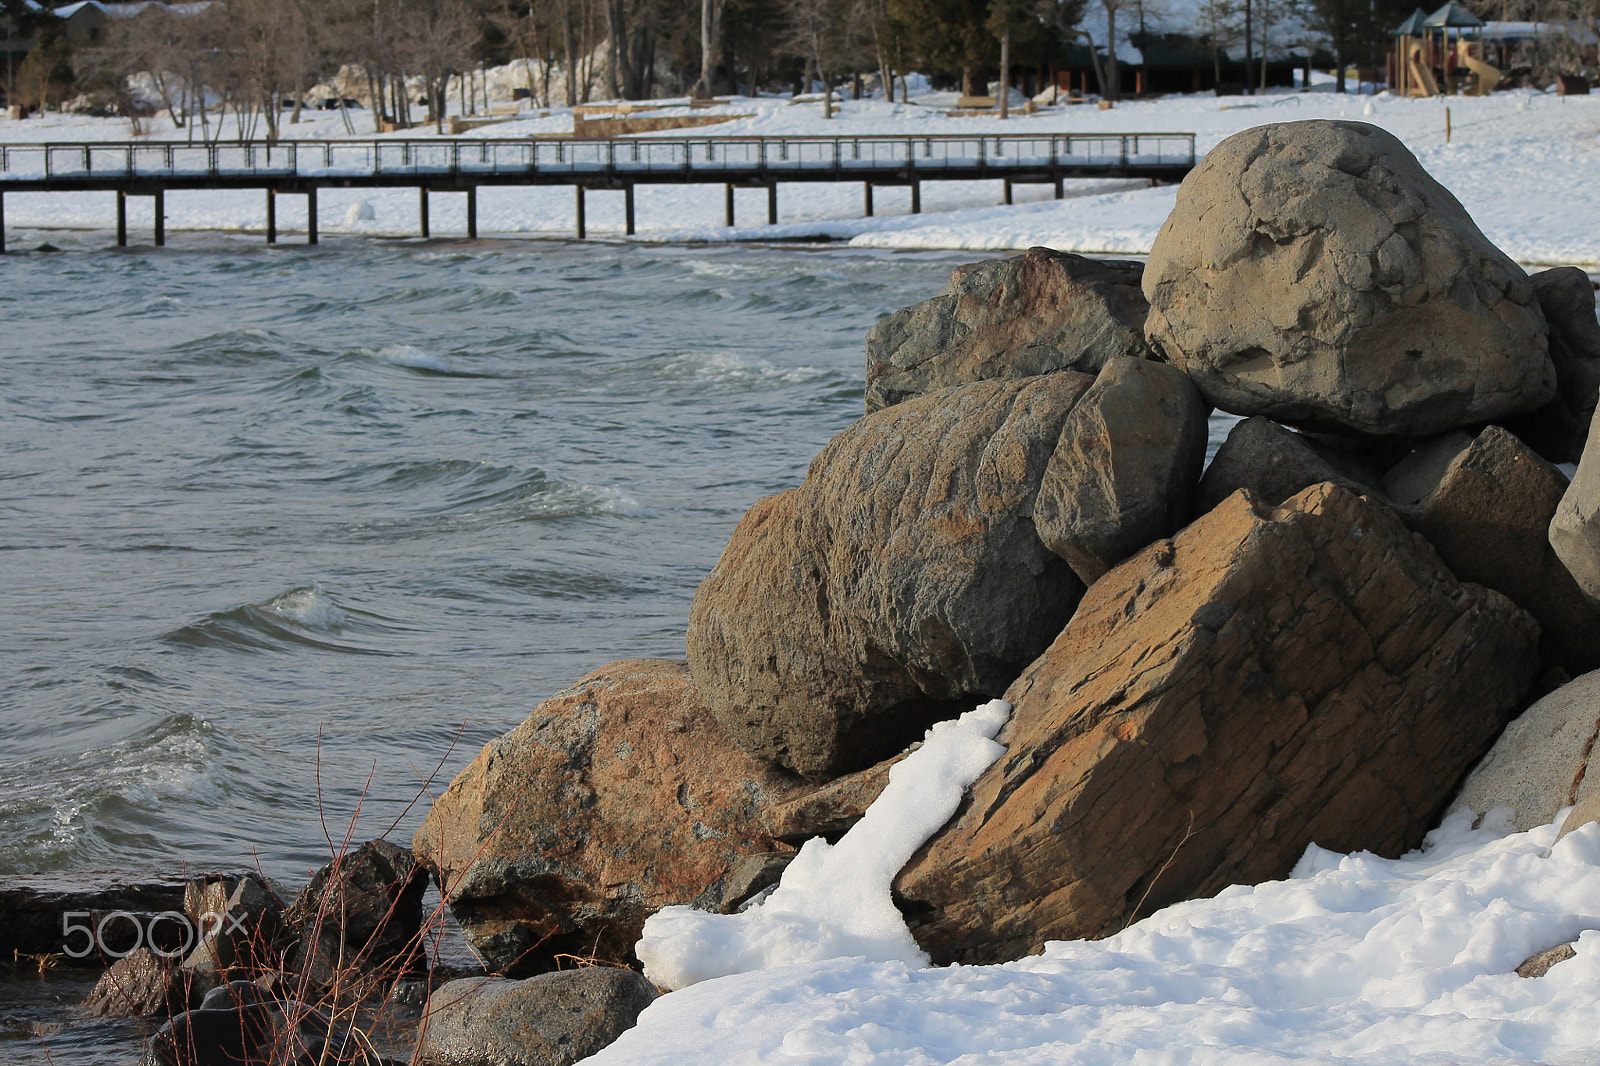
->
<box><xmin>2</xmin><ymin>83</ymin><xmax>1598</xmax><ymax>264</ymax></box>
<box><xmin>577</xmin><ymin>699</ymin><xmax>1600</xmax><ymax>1066</ymax></box>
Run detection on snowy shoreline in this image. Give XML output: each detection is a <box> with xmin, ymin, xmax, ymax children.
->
<box><xmin>4</xmin><ymin>86</ymin><xmax>1599</xmax><ymax>265</ymax></box>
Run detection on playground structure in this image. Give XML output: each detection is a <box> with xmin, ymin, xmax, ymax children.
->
<box><xmin>1390</xmin><ymin>1</ymin><xmax>1502</xmax><ymax>97</ymax></box>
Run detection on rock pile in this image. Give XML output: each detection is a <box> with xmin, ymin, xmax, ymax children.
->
<box><xmin>414</xmin><ymin>117</ymin><xmax>1600</xmax><ymax>999</ymax></box>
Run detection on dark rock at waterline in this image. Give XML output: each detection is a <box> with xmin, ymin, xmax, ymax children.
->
<box><xmin>83</xmin><ymin>947</ymin><xmax>189</xmax><ymax>1018</ymax></box>
<box><xmin>896</xmin><ymin>484</ymin><xmax>1541</xmax><ymax>965</ymax></box>
<box><xmin>412</xmin><ymin>969</ymin><xmax>657</xmax><ymax>1066</ymax></box>
<box><xmin>284</xmin><ymin>839</ymin><xmax>428</xmax><ymax>993</ymax></box>
<box><xmin>414</xmin><ymin>659</ymin><xmax>804</xmax><ymax>976</ymax></box>
<box><xmin>142</xmin><ymin>979</ymin><xmax>396</xmax><ymax>1066</ymax></box>
<box><xmin>1144</xmin><ymin>120</ymin><xmax>1554</xmax><ymax>437</ymax></box>
<box><xmin>863</xmin><ymin>246</ymin><xmax>1150</xmax><ymax>413</ymax></box>
<box><xmin>0</xmin><ymin>870</ymin><xmax>246</xmax><ymax>965</ymax></box>
<box><xmin>688</xmin><ymin>374</ymin><xmax>1090</xmax><ymax>779</ymax></box>
<box><xmin>179</xmin><ymin>875</ymin><xmax>288</xmax><ymax>997</ymax></box>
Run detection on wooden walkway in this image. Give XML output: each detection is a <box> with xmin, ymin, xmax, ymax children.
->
<box><xmin>0</xmin><ymin>132</ymin><xmax>1196</xmax><ymax>250</ymax></box>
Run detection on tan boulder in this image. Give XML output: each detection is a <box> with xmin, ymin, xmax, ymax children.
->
<box><xmin>1035</xmin><ymin>356</ymin><xmax>1210</xmax><ymax>584</ymax></box>
<box><xmin>1451</xmin><ymin>669</ymin><xmax>1600</xmax><ymax>833</ymax></box>
<box><xmin>1144</xmin><ymin>120</ymin><xmax>1553</xmax><ymax>436</ymax></box>
<box><xmin>1380</xmin><ymin>425</ymin><xmax>1600</xmax><ymax>674</ymax></box>
<box><xmin>895</xmin><ymin>484</ymin><xmax>1540</xmax><ymax>965</ymax></box>
<box><xmin>412</xmin><ymin>659</ymin><xmax>802</xmax><ymax>975</ymax></box>
<box><xmin>1551</xmin><ymin>405</ymin><xmax>1600</xmax><ymax>604</ymax></box>
<box><xmin>688</xmin><ymin>375</ymin><xmax>1091</xmax><ymax>778</ymax></box>
<box><xmin>864</xmin><ymin>247</ymin><xmax>1149</xmax><ymax>413</ymax></box>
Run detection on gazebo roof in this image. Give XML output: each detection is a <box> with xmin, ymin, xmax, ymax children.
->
<box><xmin>1394</xmin><ymin>8</ymin><xmax>1430</xmax><ymax>35</ymax></box>
<box><xmin>1423</xmin><ymin>1</ymin><xmax>1486</xmax><ymax>28</ymax></box>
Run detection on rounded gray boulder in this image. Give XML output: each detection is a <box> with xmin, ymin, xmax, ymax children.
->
<box><xmin>1144</xmin><ymin>120</ymin><xmax>1553</xmax><ymax>437</ymax></box>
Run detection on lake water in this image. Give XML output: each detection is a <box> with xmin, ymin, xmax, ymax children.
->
<box><xmin>0</xmin><ymin>232</ymin><xmax>981</xmax><ymax>1062</ymax></box>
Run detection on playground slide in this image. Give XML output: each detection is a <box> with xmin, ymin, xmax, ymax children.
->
<box><xmin>1459</xmin><ymin>51</ymin><xmax>1501</xmax><ymax>95</ymax></box>
<box><xmin>1407</xmin><ymin>45</ymin><xmax>1440</xmax><ymax>97</ymax></box>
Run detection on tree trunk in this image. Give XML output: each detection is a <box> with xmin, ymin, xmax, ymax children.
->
<box><xmin>1243</xmin><ymin>0</ymin><xmax>1254</xmax><ymax>94</ymax></box>
<box><xmin>1104</xmin><ymin>6</ymin><xmax>1122</xmax><ymax>100</ymax></box>
<box><xmin>1335</xmin><ymin>44</ymin><xmax>1346</xmax><ymax>93</ymax></box>
<box><xmin>999</xmin><ymin>23</ymin><xmax>1012</xmax><ymax>117</ymax></box>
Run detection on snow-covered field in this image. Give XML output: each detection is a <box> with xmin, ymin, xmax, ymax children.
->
<box><xmin>2</xmin><ymin>83</ymin><xmax>1598</xmax><ymax>265</ymax></box>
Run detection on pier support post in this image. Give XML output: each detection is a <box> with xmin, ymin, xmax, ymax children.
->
<box><xmin>863</xmin><ymin>183</ymin><xmax>874</xmax><ymax>217</ymax></box>
<box><xmin>307</xmin><ymin>187</ymin><xmax>318</xmax><ymax>245</ymax></box>
<box><xmin>117</xmin><ymin>190</ymin><xmax>127</xmax><ymax>247</ymax></box>
<box><xmin>624</xmin><ymin>185</ymin><xmax>635</xmax><ymax>236</ymax></box>
<box><xmin>1054</xmin><ymin>174</ymin><xmax>1064</xmax><ymax>199</ymax></box>
<box><xmin>419</xmin><ymin>187</ymin><xmax>430</xmax><ymax>239</ymax></box>
<box><xmin>266</xmin><ymin>190</ymin><xmax>277</xmax><ymax>244</ymax></box>
<box><xmin>153</xmin><ymin>188</ymin><xmax>165</xmax><ymax>247</ymax></box>
<box><xmin>466</xmin><ymin>185</ymin><xmax>477</xmax><ymax>239</ymax></box>
<box><xmin>0</xmin><ymin>190</ymin><xmax>6</xmax><ymax>254</ymax></box>
<box><xmin>911</xmin><ymin>181</ymin><xmax>921</xmax><ymax>214</ymax></box>
<box><xmin>725</xmin><ymin>183</ymin><xmax>735</xmax><ymax>227</ymax></box>
<box><xmin>575</xmin><ymin>186</ymin><xmax>586</xmax><ymax>239</ymax></box>
<box><xmin>1003</xmin><ymin>179</ymin><xmax>1014</xmax><ymax>205</ymax></box>
<box><xmin>767</xmin><ymin>183</ymin><xmax>778</xmax><ymax>225</ymax></box>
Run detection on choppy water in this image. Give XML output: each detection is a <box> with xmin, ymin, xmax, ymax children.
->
<box><xmin>0</xmin><ymin>229</ymin><xmax>1258</xmax><ymax>1062</ymax></box>
<box><xmin>0</xmin><ymin>232</ymin><xmax>982</xmax><ymax>1062</ymax></box>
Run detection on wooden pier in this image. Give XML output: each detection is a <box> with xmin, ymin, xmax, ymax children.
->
<box><xmin>0</xmin><ymin>132</ymin><xmax>1196</xmax><ymax>251</ymax></box>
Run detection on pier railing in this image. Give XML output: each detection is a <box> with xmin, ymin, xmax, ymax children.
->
<box><xmin>0</xmin><ymin>133</ymin><xmax>1196</xmax><ymax>186</ymax></box>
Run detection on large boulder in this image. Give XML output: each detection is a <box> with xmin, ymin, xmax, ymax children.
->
<box><xmin>864</xmin><ymin>247</ymin><xmax>1149</xmax><ymax>413</ymax></box>
<box><xmin>1144</xmin><ymin>120</ymin><xmax>1553</xmax><ymax>437</ymax></box>
<box><xmin>413</xmin><ymin>969</ymin><xmax>656</xmax><ymax>1066</ymax></box>
<box><xmin>1451</xmin><ymin>669</ymin><xmax>1600</xmax><ymax>832</ymax></box>
<box><xmin>1034</xmin><ymin>356</ymin><xmax>1209</xmax><ymax>584</ymax></box>
<box><xmin>1505</xmin><ymin>267</ymin><xmax>1600</xmax><ymax>463</ymax></box>
<box><xmin>1196</xmin><ymin>416</ymin><xmax>1385</xmax><ymax>514</ymax></box>
<box><xmin>1379</xmin><ymin>425</ymin><xmax>1600</xmax><ymax>674</ymax></box>
<box><xmin>687</xmin><ymin>375</ymin><xmax>1091</xmax><ymax>778</ymax></box>
<box><xmin>895</xmin><ymin>483</ymin><xmax>1541</xmax><ymax>965</ymax></box>
<box><xmin>413</xmin><ymin>659</ymin><xmax>802</xmax><ymax>975</ymax></box>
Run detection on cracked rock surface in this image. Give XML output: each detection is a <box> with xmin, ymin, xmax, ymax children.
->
<box><xmin>687</xmin><ymin>375</ymin><xmax>1091</xmax><ymax>779</ymax></box>
<box><xmin>864</xmin><ymin>247</ymin><xmax>1151</xmax><ymax>413</ymax></box>
<box><xmin>895</xmin><ymin>483</ymin><xmax>1540</xmax><ymax>965</ymax></box>
<box><xmin>1143</xmin><ymin>120</ymin><xmax>1553</xmax><ymax>436</ymax></box>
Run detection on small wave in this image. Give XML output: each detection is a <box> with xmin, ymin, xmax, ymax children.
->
<box><xmin>160</xmin><ymin>584</ymin><xmax>398</xmax><ymax>656</ymax></box>
<box><xmin>370</xmin><ymin>345</ymin><xmax>496</xmax><ymax>378</ymax></box>
<box><xmin>260</xmin><ymin>585</ymin><xmax>346</xmax><ymax>630</ymax></box>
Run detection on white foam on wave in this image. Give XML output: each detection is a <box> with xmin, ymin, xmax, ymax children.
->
<box><xmin>654</xmin><ymin>350</ymin><xmax>828</xmax><ymax>389</ymax></box>
<box><xmin>376</xmin><ymin>344</ymin><xmax>455</xmax><ymax>373</ymax></box>
<box><xmin>262</xmin><ymin>584</ymin><xmax>346</xmax><ymax>630</ymax></box>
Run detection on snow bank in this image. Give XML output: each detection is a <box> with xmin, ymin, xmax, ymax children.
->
<box><xmin>590</xmin><ymin>810</ymin><xmax>1600</xmax><ymax>1065</ymax></box>
<box><xmin>636</xmin><ymin>699</ymin><xmax>1010</xmax><ymax>990</ymax></box>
